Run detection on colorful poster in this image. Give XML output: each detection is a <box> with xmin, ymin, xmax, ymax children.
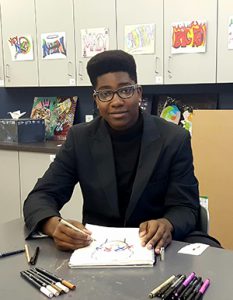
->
<box><xmin>124</xmin><ymin>23</ymin><xmax>155</xmax><ymax>54</ymax></box>
<box><xmin>31</xmin><ymin>96</ymin><xmax>78</xmax><ymax>140</ymax></box>
<box><xmin>171</xmin><ymin>20</ymin><xmax>207</xmax><ymax>54</ymax></box>
<box><xmin>228</xmin><ymin>16</ymin><xmax>233</xmax><ymax>49</ymax></box>
<box><xmin>41</xmin><ymin>32</ymin><xmax>67</xmax><ymax>59</ymax></box>
<box><xmin>81</xmin><ymin>27</ymin><xmax>109</xmax><ymax>58</ymax></box>
<box><xmin>8</xmin><ymin>34</ymin><xmax>34</xmax><ymax>61</ymax></box>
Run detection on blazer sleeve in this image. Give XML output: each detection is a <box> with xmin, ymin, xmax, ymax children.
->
<box><xmin>23</xmin><ymin>128</ymin><xmax>79</xmax><ymax>236</ymax></box>
<box><xmin>163</xmin><ymin>131</ymin><xmax>200</xmax><ymax>240</ymax></box>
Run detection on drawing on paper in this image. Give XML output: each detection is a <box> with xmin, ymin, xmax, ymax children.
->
<box><xmin>124</xmin><ymin>23</ymin><xmax>155</xmax><ymax>55</ymax></box>
<box><xmin>171</xmin><ymin>20</ymin><xmax>207</xmax><ymax>54</ymax></box>
<box><xmin>41</xmin><ymin>32</ymin><xmax>67</xmax><ymax>59</ymax></box>
<box><xmin>228</xmin><ymin>16</ymin><xmax>233</xmax><ymax>49</ymax></box>
<box><xmin>8</xmin><ymin>34</ymin><xmax>34</xmax><ymax>61</ymax></box>
<box><xmin>81</xmin><ymin>27</ymin><xmax>109</xmax><ymax>58</ymax></box>
<box><xmin>91</xmin><ymin>238</ymin><xmax>134</xmax><ymax>261</ymax></box>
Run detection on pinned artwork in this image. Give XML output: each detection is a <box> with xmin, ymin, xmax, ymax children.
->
<box><xmin>124</xmin><ymin>23</ymin><xmax>155</xmax><ymax>55</ymax></box>
<box><xmin>8</xmin><ymin>34</ymin><xmax>34</xmax><ymax>61</ymax></box>
<box><xmin>171</xmin><ymin>20</ymin><xmax>207</xmax><ymax>54</ymax></box>
<box><xmin>81</xmin><ymin>27</ymin><xmax>109</xmax><ymax>58</ymax></box>
<box><xmin>41</xmin><ymin>32</ymin><xmax>67</xmax><ymax>59</ymax></box>
<box><xmin>228</xmin><ymin>16</ymin><xmax>233</xmax><ymax>49</ymax></box>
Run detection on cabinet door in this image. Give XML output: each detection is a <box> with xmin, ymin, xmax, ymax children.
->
<box><xmin>164</xmin><ymin>0</ymin><xmax>217</xmax><ymax>84</ymax></box>
<box><xmin>0</xmin><ymin>9</ymin><xmax>4</xmax><ymax>87</ymax></box>
<box><xmin>19</xmin><ymin>152</ymin><xmax>83</xmax><ymax>222</ymax></box>
<box><xmin>116</xmin><ymin>0</ymin><xmax>163</xmax><ymax>85</ymax></box>
<box><xmin>0</xmin><ymin>150</ymin><xmax>21</xmax><ymax>224</ymax></box>
<box><xmin>74</xmin><ymin>0</ymin><xmax>117</xmax><ymax>86</ymax></box>
<box><xmin>217</xmin><ymin>0</ymin><xmax>233</xmax><ymax>83</ymax></box>
<box><xmin>35</xmin><ymin>0</ymin><xmax>76</xmax><ymax>86</ymax></box>
<box><xmin>0</xmin><ymin>0</ymin><xmax>38</xmax><ymax>86</ymax></box>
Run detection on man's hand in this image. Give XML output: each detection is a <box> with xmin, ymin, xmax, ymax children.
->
<box><xmin>139</xmin><ymin>218</ymin><xmax>173</xmax><ymax>254</ymax></box>
<box><xmin>41</xmin><ymin>216</ymin><xmax>92</xmax><ymax>251</ymax></box>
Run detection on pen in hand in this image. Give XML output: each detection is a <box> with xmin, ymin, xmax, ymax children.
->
<box><xmin>59</xmin><ymin>219</ymin><xmax>96</xmax><ymax>241</ymax></box>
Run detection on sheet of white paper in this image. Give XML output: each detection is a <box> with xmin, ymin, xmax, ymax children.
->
<box><xmin>178</xmin><ymin>243</ymin><xmax>209</xmax><ymax>256</ymax></box>
<box><xmin>68</xmin><ymin>224</ymin><xmax>155</xmax><ymax>268</ymax></box>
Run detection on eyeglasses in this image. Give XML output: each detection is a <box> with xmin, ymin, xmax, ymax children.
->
<box><xmin>93</xmin><ymin>84</ymin><xmax>140</xmax><ymax>102</ymax></box>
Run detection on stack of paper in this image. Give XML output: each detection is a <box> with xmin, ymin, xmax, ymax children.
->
<box><xmin>68</xmin><ymin>224</ymin><xmax>155</xmax><ymax>268</ymax></box>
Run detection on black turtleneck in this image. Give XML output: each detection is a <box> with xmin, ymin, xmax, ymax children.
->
<box><xmin>106</xmin><ymin>113</ymin><xmax>143</xmax><ymax>221</ymax></box>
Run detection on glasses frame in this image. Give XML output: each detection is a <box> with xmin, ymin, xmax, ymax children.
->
<box><xmin>93</xmin><ymin>84</ymin><xmax>140</xmax><ymax>102</ymax></box>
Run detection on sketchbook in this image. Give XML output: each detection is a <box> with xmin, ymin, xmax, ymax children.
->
<box><xmin>68</xmin><ymin>224</ymin><xmax>155</xmax><ymax>268</ymax></box>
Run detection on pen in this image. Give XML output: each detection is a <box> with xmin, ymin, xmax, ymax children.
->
<box><xmin>30</xmin><ymin>246</ymin><xmax>40</xmax><ymax>265</ymax></box>
<box><xmin>36</xmin><ymin>267</ymin><xmax>76</xmax><ymax>290</ymax></box>
<box><xmin>60</xmin><ymin>218</ymin><xmax>95</xmax><ymax>241</ymax></box>
<box><xmin>194</xmin><ymin>279</ymin><xmax>210</xmax><ymax>300</ymax></box>
<box><xmin>186</xmin><ymin>281</ymin><xmax>203</xmax><ymax>300</ymax></box>
<box><xmin>182</xmin><ymin>276</ymin><xmax>202</xmax><ymax>300</ymax></box>
<box><xmin>162</xmin><ymin>274</ymin><xmax>186</xmax><ymax>299</ymax></box>
<box><xmin>0</xmin><ymin>249</ymin><xmax>25</xmax><ymax>258</ymax></box>
<box><xmin>20</xmin><ymin>271</ymin><xmax>53</xmax><ymax>298</ymax></box>
<box><xmin>148</xmin><ymin>275</ymin><xmax>176</xmax><ymax>298</ymax></box>
<box><xmin>173</xmin><ymin>272</ymin><xmax>196</xmax><ymax>298</ymax></box>
<box><xmin>24</xmin><ymin>244</ymin><xmax>31</xmax><ymax>263</ymax></box>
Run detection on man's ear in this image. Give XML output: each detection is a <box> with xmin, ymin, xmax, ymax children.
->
<box><xmin>93</xmin><ymin>96</ymin><xmax>99</xmax><ymax>109</ymax></box>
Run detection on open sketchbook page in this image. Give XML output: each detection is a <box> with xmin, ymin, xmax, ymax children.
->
<box><xmin>68</xmin><ymin>224</ymin><xmax>155</xmax><ymax>268</ymax></box>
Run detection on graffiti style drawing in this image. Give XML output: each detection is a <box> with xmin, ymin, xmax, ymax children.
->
<box><xmin>171</xmin><ymin>20</ymin><xmax>207</xmax><ymax>54</ymax></box>
<box><xmin>81</xmin><ymin>27</ymin><xmax>109</xmax><ymax>58</ymax></box>
<box><xmin>41</xmin><ymin>32</ymin><xmax>67</xmax><ymax>59</ymax></box>
<box><xmin>8</xmin><ymin>34</ymin><xmax>34</xmax><ymax>61</ymax></box>
<box><xmin>228</xmin><ymin>17</ymin><xmax>233</xmax><ymax>49</ymax></box>
<box><xmin>91</xmin><ymin>238</ymin><xmax>134</xmax><ymax>261</ymax></box>
<box><xmin>124</xmin><ymin>23</ymin><xmax>155</xmax><ymax>55</ymax></box>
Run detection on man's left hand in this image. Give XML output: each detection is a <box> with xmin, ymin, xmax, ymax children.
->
<box><xmin>139</xmin><ymin>218</ymin><xmax>173</xmax><ymax>254</ymax></box>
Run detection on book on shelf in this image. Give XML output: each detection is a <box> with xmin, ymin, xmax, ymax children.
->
<box><xmin>68</xmin><ymin>224</ymin><xmax>155</xmax><ymax>268</ymax></box>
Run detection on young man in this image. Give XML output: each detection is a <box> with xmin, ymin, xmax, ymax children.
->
<box><xmin>24</xmin><ymin>50</ymin><xmax>219</xmax><ymax>252</ymax></box>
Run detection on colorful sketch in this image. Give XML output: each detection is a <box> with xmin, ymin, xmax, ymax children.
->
<box><xmin>91</xmin><ymin>238</ymin><xmax>134</xmax><ymax>261</ymax></box>
<box><xmin>41</xmin><ymin>32</ymin><xmax>67</xmax><ymax>59</ymax></box>
<box><xmin>228</xmin><ymin>17</ymin><xmax>233</xmax><ymax>49</ymax></box>
<box><xmin>124</xmin><ymin>23</ymin><xmax>155</xmax><ymax>54</ymax></box>
<box><xmin>8</xmin><ymin>34</ymin><xmax>34</xmax><ymax>61</ymax></box>
<box><xmin>31</xmin><ymin>96</ymin><xmax>78</xmax><ymax>140</ymax></box>
<box><xmin>160</xmin><ymin>105</ymin><xmax>181</xmax><ymax>125</ymax></box>
<box><xmin>181</xmin><ymin>110</ymin><xmax>193</xmax><ymax>135</ymax></box>
<box><xmin>81</xmin><ymin>27</ymin><xmax>109</xmax><ymax>58</ymax></box>
<box><xmin>171</xmin><ymin>20</ymin><xmax>207</xmax><ymax>54</ymax></box>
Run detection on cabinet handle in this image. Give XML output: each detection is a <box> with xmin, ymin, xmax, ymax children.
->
<box><xmin>78</xmin><ymin>60</ymin><xmax>83</xmax><ymax>78</ymax></box>
<box><xmin>6</xmin><ymin>64</ymin><xmax>10</xmax><ymax>78</ymax></box>
<box><xmin>155</xmin><ymin>56</ymin><xmax>159</xmax><ymax>74</ymax></box>
<box><xmin>168</xmin><ymin>55</ymin><xmax>172</xmax><ymax>78</ymax></box>
<box><xmin>67</xmin><ymin>61</ymin><xmax>72</xmax><ymax>77</ymax></box>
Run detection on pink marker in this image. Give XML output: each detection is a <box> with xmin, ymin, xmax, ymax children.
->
<box><xmin>194</xmin><ymin>279</ymin><xmax>210</xmax><ymax>300</ymax></box>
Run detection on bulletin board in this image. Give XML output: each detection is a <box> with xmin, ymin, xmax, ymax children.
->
<box><xmin>191</xmin><ymin>110</ymin><xmax>233</xmax><ymax>250</ymax></box>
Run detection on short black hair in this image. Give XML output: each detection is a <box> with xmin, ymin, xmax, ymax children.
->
<box><xmin>86</xmin><ymin>50</ymin><xmax>137</xmax><ymax>88</ymax></box>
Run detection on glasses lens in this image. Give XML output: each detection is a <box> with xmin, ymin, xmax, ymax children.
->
<box><xmin>118</xmin><ymin>85</ymin><xmax>135</xmax><ymax>99</ymax></box>
<box><xmin>98</xmin><ymin>89</ymin><xmax>113</xmax><ymax>101</ymax></box>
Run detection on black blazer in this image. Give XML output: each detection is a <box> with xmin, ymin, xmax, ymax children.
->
<box><xmin>24</xmin><ymin>112</ymin><xmax>199</xmax><ymax>240</ymax></box>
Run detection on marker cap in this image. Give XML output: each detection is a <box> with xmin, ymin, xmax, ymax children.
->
<box><xmin>40</xmin><ymin>286</ymin><xmax>53</xmax><ymax>298</ymax></box>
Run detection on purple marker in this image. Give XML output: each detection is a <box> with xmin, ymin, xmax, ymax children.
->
<box><xmin>194</xmin><ymin>279</ymin><xmax>210</xmax><ymax>300</ymax></box>
<box><xmin>173</xmin><ymin>272</ymin><xmax>196</xmax><ymax>298</ymax></box>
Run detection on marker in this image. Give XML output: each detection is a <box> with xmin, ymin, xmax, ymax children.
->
<box><xmin>160</xmin><ymin>247</ymin><xmax>165</xmax><ymax>261</ymax></box>
<box><xmin>194</xmin><ymin>279</ymin><xmax>210</xmax><ymax>300</ymax></box>
<box><xmin>20</xmin><ymin>271</ymin><xmax>53</xmax><ymax>298</ymax></box>
<box><xmin>30</xmin><ymin>269</ymin><xmax>63</xmax><ymax>293</ymax></box>
<box><xmin>24</xmin><ymin>244</ymin><xmax>31</xmax><ymax>263</ymax></box>
<box><xmin>173</xmin><ymin>272</ymin><xmax>196</xmax><ymax>298</ymax></box>
<box><xmin>186</xmin><ymin>281</ymin><xmax>203</xmax><ymax>300</ymax></box>
<box><xmin>25</xmin><ymin>270</ymin><xmax>59</xmax><ymax>296</ymax></box>
<box><xmin>30</xmin><ymin>246</ymin><xmax>40</xmax><ymax>265</ymax></box>
<box><xmin>182</xmin><ymin>277</ymin><xmax>202</xmax><ymax>300</ymax></box>
<box><xmin>60</xmin><ymin>218</ymin><xmax>95</xmax><ymax>241</ymax></box>
<box><xmin>36</xmin><ymin>267</ymin><xmax>76</xmax><ymax>291</ymax></box>
<box><xmin>148</xmin><ymin>275</ymin><xmax>176</xmax><ymax>298</ymax></box>
<box><xmin>161</xmin><ymin>274</ymin><xmax>186</xmax><ymax>299</ymax></box>
<box><xmin>0</xmin><ymin>249</ymin><xmax>25</xmax><ymax>258</ymax></box>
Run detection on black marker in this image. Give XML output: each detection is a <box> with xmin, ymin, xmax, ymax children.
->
<box><xmin>148</xmin><ymin>275</ymin><xmax>176</xmax><ymax>298</ymax></box>
<box><xmin>20</xmin><ymin>271</ymin><xmax>53</xmax><ymax>298</ymax></box>
<box><xmin>194</xmin><ymin>279</ymin><xmax>210</xmax><ymax>300</ymax></box>
<box><xmin>186</xmin><ymin>281</ymin><xmax>203</xmax><ymax>300</ymax></box>
<box><xmin>173</xmin><ymin>272</ymin><xmax>196</xmax><ymax>299</ymax></box>
<box><xmin>182</xmin><ymin>276</ymin><xmax>202</xmax><ymax>300</ymax></box>
<box><xmin>36</xmin><ymin>267</ymin><xmax>76</xmax><ymax>290</ymax></box>
<box><xmin>0</xmin><ymin>249</ymin><xmax>25</xmax><ymax>258</ymax></box>
<box><xmin>162</xmin><ymin>274</ymin><xmax>186</xmax><ymax>299</ymax></box>
<box><xmin>30</xmin><ymin>246</ymin><xmax>40</xmax><ymax>265</ymax></box>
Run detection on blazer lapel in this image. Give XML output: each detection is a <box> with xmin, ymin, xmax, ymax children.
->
<box><xmin>125</xmin><ymin>114</ymin><xmax>163</xmax><ymax>221</ymax></box>
<box><xmin>89</xmin><ymin>119</ymin><xmax>119</xmax><ymax>216</ymax></box>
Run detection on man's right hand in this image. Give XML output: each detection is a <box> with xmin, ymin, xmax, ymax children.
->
<box><xmin>41</xmin><ymin>216</ymin><xmax>92</xmax><ymax>251</ymax></box>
